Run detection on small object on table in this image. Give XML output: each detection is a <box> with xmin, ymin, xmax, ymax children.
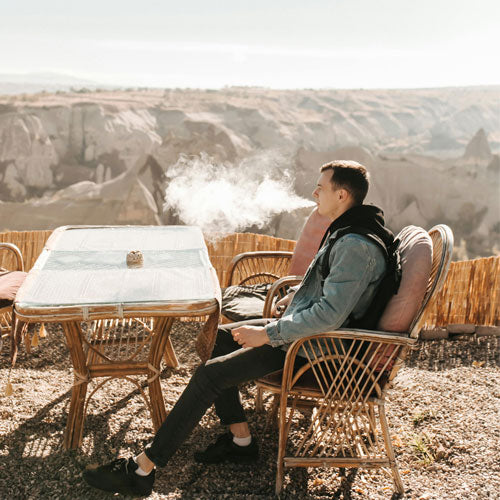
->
<box><xmin>127</xmin><ymin>250</ymin><xmax>144</xmax><ymax>268</ymax></box>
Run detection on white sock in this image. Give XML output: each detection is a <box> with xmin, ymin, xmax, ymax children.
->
<box><xmin>232</xmin><ymin>435</ymin><xmax>252</xmax><ymax>447</ymax></box>
<box><xmin>133</xmin><ymin>456</ymin><xmax>153</xmax><ymax>476</ymax></box>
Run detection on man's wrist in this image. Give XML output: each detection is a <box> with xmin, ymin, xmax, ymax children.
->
<box><xmin>265</xmin><ymin>321</ymin><xmax>285</xmax><ymax>347</ymax></box>
<box><xmin>260</xmin><ymin>329</ymin><xmax>270</xmax><ymax>345</ymax></box>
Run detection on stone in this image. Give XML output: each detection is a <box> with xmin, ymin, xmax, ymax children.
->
<box><xmin>2</xmin><ymin>163</ymin><xmax>27</xmax><ymax>199</ymax></box>
<box><xmin>487</xmin><ymin>154</ymin><xmax>500</xmax><ymax>173</ymax></box>
<box><xmin>435</xmin><ymin>445</ymin><xmax>447</xmax><ymax>461</ymax></box>
<box><xmin>0</xmin><ymin>167</ymin><xmax>160</xmax><ymax>230</ymax></box>
<box><xmin>104</xmin><ymin>166</ymin><xmax>112</xmax><ymax>182</ymax></box>
<box><xmin>449</xmin><ymin>334</ymin><xmax>474</xmax><ymax>341</ymax></box>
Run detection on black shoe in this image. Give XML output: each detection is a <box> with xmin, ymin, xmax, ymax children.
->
<box><xmin>83</xmin><ymin>457</ymin><xmax>155</xmax><ymax>497</ymax></box>
<box><xmin>194</xmin><ymin>433</ymin><xmax>259</xmax><ymax>464</ymax></box>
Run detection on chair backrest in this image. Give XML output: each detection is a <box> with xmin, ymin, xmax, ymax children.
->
<box><xmin>377</xmin><ymin>225</ymin><xmax>433</xmax><ymax>334</ymax></box>
<box><xmin>376</xmin><ymin>224</ymin><xmax>453</xmax><ymax>338</ymax></box>
<box><xmin>288</xmin><ymin>208</ymin><xmax>330</xmax><ymax>276</ymax></box>
<box><xmin>409</xmin><ymin>224</ymin><xmax>454</xmax><ymax>337</ymax></box>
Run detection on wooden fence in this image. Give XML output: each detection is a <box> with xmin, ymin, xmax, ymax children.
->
<box><xmin>1</xmin><ymin>229</ymin><xmax>498</xmax><ymax>329</ymax></box>
<box><xmin>205</xmin><ymin>233</ymin><xmax>296</xmax><ymax>286</ymax></box>
<box><xmin>421</xmin><ymin>256</ymin><xmax>499</xmax><ymax>329</ymax></box>
<box><xmin>0</xmin><ymin>230</ymin><xmax>53</xmax><ymax>272</ymax></box>
<box><xmin>0</xmin><ymin>229</ymin><xmax>296</xmax><ymax>287</ymax></box>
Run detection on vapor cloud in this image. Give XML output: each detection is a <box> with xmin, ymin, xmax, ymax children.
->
<box><xmin>163</xmin><ymin>152</ymin><xmax>314</xmax><ymax>236</ymax></box>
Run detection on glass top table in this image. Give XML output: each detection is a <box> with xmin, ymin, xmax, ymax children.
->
<box><xmin>14</xmin><ymin>225</ymin><xmax>221</xmax><ymax>449</ymax></box>
<box><xmin>16</xmin><ymin>225</ymin><xmax>220</xmax><ymax>320</ymax></box>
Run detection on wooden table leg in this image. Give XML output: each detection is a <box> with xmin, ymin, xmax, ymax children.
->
<box><xmin>162</xmin><ymin>335</ymin><xmax>179</xmax><ymax>368</ymax></box>
<box><xmin>62</xmin><ymin>321</ymin><xmax>89</xmax><ymax>450</ymax></box>
<box><xmin>148</xmin><ymin>316</ymin><xmax>174</xmax><ymax>431</ymax></box>
<box><xmin>195</xmin><ymin>307</ymin><xmax>220</xmax><ymax>363</ymax></box>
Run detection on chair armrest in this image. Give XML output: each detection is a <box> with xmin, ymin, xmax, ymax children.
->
<box><xmin>262</xmin><ymin>275</ymin><xmax>302</xmax><ymax>318</ymax></box>
<box><xmin>225</xmin><ymin>251</ymin><xmax>293</xmax><ymax>287</ymax></box>
<box><xmin>280</xmin><ymin>330</ymin><xmax>416</xmax><ymax>394</ymax></box>
<box><xmin>0</xmin><ymin>243</ymin><xmax>24</xmax><ymax>272</ymax></box>
<box><xmin>291</xmin><ymin>329</ymin><xmax>415</xmax><ymax>345</ymax></box>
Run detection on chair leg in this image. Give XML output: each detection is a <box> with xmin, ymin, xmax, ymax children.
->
<box><xmin>269</xmin><ymin>395</ymin><xmax>280</xmax><ymax>427</ymax></box>
<box><xmin>379</xmin><ymin>404</ymin><xmax>404</xmax><ymax>495</ymax></box>
<box><xmin>256</xmin><ymin>386</ymin><xmax>264</xmax><ymax>411</ymax></box>
<box><xmin>275</xmin><ymin>393</ymin><xmax>290</xmax><ymax>495</ymax></box>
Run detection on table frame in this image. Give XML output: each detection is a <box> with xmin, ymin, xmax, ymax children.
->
<box><xmin>59</xmin><ymin>311</ymin><xmax>217</xmax><ymax>449</ymax></box>
<box><xmin>14</xmin><ymin>225</ymin><xmax>220</xmax><ymax>449</ymax></box>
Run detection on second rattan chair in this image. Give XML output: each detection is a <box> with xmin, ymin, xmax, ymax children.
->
<box><xmin>222</xmin><ymin>209</ymin><xmax>329</xmax><ymax>322</ymax></box>
<box><xmin>0</xmin><ymin>243</ymin><xmax>26</xmax><ymax>351</ymax></box>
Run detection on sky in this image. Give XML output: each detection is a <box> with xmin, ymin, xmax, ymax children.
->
<box><xmin>1</xmin><ymin>0</ymin><xmax>499</xmax><ymax>89</ymax></box>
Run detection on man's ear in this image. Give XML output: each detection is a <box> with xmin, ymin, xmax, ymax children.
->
<box><xmin>338</xmin><ymin>188</ymin><xmax>350</xmax><ymax>202</ymax></box>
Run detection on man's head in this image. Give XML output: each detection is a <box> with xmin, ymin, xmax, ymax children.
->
<box><xmin>312</xmin><ymin>160</ymin><xmax>369</xmax><ymax>221</ymax></box>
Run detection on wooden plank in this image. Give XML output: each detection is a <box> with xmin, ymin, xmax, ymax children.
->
<box><xmin>447</xmin><ymin>324</ymin><xmax>476</xmax><ymax>334</ymax></box>
<box><xmin>476</xmin><ymin>326</ymin><xmax>500</xmax><ymax>337</ymax></box>
<box><xmin>284</xmin><ymin>457</ymin><xmax>390</xmax><ymax>468</ymax></box>
<box><xmin>420</xmin><ymin>328</ymin><xmax>449</xmax><ymax>340</ymax></box>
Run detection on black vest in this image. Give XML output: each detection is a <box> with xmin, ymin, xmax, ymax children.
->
<box><xmin>320</xmin><ymin>225</ymin><xmax>401</xmax><ymax>330</ymax></box>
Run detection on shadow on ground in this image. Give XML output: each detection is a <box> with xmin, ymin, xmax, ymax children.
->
<box><xmin>406</xmin><ymin>335</ymin><xmax>499</xmax><ymax>369</ymax></box>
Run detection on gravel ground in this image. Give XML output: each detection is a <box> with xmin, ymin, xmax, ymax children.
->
<box><xmin>1</xmin><ymin>322</ymin><xmax>499</xmax><ymax>500</ymax></box>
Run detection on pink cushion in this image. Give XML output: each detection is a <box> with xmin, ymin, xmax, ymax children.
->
<box><xmin>0</xmin><ymin>271</ymin><xmax>28</xmax><ymax>302</ymax></box>
<box><xmin>369</xmin><ymin>226</ymin><xmax>432</xmax><ymax>371</ymax></box>
<box><xmin>377</xmin><ymin>226</ymin><xmax>433</xmax><ymax>333</ymax></box>
<box><xmin>288</xmin><ymin>208</ymin><xmax>330</xmax><ymax>276</ymax></box>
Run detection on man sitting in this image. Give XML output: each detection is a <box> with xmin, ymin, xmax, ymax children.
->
<box><xmin>84</xmin><ymin>160</ymin><xmax>396</xmax><ymax>497</ymax></box>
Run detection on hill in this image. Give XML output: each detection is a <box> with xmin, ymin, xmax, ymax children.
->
<box><xmin>0</xmin><ymin>86</ymin><xmax>499</xmax><ymax>258</ymax></box>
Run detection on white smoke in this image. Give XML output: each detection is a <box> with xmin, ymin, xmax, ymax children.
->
<box><xmin>163</xmin><ymin>152</ymin><xmax>315</xmax><ymax>236</ymax></box>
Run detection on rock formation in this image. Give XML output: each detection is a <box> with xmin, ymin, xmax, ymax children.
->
<box><xmin>0</xmin><ymin>156</ymin><xmax>160</xmax><ymax>230</ymax></box>
<box><xmin>487</xmin><ymin>154</ymin><xmax>500</xmax><ymax>174</ymax></box>
<box><xmin>293</xmin><ymin>136</ymin><xmax>499</xmax><ymax>258</ymax></box>
<box><xmin>0</xmin><ymin>87</ymin><xmax>498</xmax><ymax>258</ymax></box>
<box><xmin>463</xmin><ymin>128</ymin><xmax>492</xmax><ymax>163</ymax></box>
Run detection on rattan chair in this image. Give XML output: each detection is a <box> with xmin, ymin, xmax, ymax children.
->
<box><xmin>256</xmin><ymin>224</ymin><xmax>454</xmax><ymax>495</ymax></box>
<box><xmin>221</xmin><ymin>251</ymin><xmax>296</xmax><ymax>324</ymax></box>
<box><xmin>222</xmin><ymin>210</ymin><xmax>330</xmax><ymax>323</ymax></box>
<box><xmin>0</xmin><ymin>243</ymin><xmax>25</xmax><ymax>347</ymax></box>
<box><xmin>224</xmin><ymin>250</ymin><xmax>294</xmax><ymax>287</ymax></box>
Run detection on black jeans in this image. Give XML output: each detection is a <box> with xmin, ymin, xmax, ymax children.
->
<box><xmin>144</xmin><ymin>319</ymin><xmax>303</xmax><ymax>467</ymax></box>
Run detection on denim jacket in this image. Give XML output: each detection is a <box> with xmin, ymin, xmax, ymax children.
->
<box><xmin>265</xmin><ymin>231</ymin><xmax>386</xmax><ymax>350</ymax></box>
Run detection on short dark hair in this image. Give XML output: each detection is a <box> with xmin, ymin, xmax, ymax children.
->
<box><xmin>320</xmin><ymin>160</ymin><xmax>369</xmax><ymax>205</ymax></box>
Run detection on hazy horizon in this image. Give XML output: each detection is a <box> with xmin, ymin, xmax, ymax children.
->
<box><xmin>3</xmin><ymin>70</ymin><xmax>500</xmax><ymax>93</ymax></box>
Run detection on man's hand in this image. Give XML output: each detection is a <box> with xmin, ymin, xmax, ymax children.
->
<box><xmin>271</xmin><ymin>291</ymin><xmax>296</xmax><ymax>317</ymax></box>
<box><xmin>231</xmin><ymin>326</ymin><xmax>270</xmax><ymax>348</ymax></box>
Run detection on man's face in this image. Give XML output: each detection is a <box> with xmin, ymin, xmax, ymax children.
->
<box><xmin>312</xmin><ymin>170</ymin><xmax>343</xmax><ymax>220</ymax></box>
